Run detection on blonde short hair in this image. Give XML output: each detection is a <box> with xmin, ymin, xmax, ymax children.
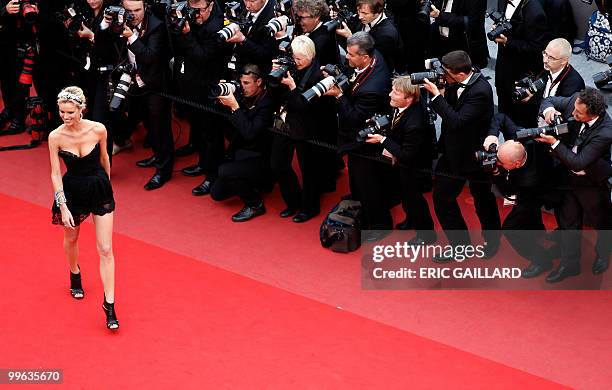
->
<box><xmin>392</xmin><ymin>76</ymin><xmax>420</xmax><ymax>102</ymax></box>
<box><xmin>547</xmin><ymin>38</ymin><xmax>572</xmax><ymax>59</ymax></box>
<box><xmin>291</xmin><ymin>35</ymin><xmax>316</xmax><ymax>60</ymax></box>
<box><xmin>57</xmin><ymin>86</ymin><xmax>87</xmax><ymax>109</ymax></box>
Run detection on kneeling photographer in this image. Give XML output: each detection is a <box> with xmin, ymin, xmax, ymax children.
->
<box><xmin>365</xmin><ymin>76</ymin><xmax>436</xmax><ymax>244</ymax></box>
<box><xmin>536</xmin><ymin>88</ymin><xmax>612</xmax><ymax>282</ymax></box>
<box><xmin>269</xmin><ymin>36</ymin><xmax>338</xmax><ymax>222</ymax></box>
<box><xmin>212</xmin><ymin>64</ymin><xmax>275</xmax><ymax>223</ymax></box>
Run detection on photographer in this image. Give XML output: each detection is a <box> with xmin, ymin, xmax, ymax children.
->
<box><xmin>494</xmin><ymin>0</ymin><xmax>550</xmax><ymax>128</ymax></box>
<box><xmin>212</xmin><ymin>64</ymin><xmax>275</xmax><ymax>222</ymax></box>
<box><xmin>101</xmin><ymin>0</ymin><xmax>174</xmax><ymax>190</ymax></box>
<box><xmin>422</xmin><ymin>50</ymin><xmax>501</xmax><ymax>261</ymax></box>
<box><xmin>386</xmin><ymin>0</ymin><xmax>428</xmax><ymax>73</ymax></box>
<box><xmin>270</xmin><ymin>36</ymin><xmax>338</xmax><ymax>222</ymax></box>
<box><xmin>225</xmin><ymin>0</ymin><xmax>277</xmax><ymax>75</ymax></box>
<box><xmin>366</xmin><ymin>76</ymin><xmax>436</xmax><ymax>244</ymax></box>
<box><xmin>323</xmin><ymin>32</ymin><xmax>394</xmax><ymax>231</ymax></box>
<box><xmin>170</xmin><ymin>0</ymin><xmax>232</xmax><ymax>196</ymax></box>
<box><xmin>293</xmin><ymin>0</ymin><xmax>340</xmax><ymax>66</ymax></box>
<box><xmin>484</xmin><ymin>114</ymin><xmax>562</xmax><ymax>278</ymax></box>
<box><xmin>536</xmin><ymin>88</ymin><xmax>612</xmax><ymax>281</ymax></box>
<box><xmin>335</xmin><ymin>0</ymin><xmax>403</xmax><ymax>73</ymax></box>
<box><xmin>428</xmin><ymin>0</ymin><xmax>488</xmax><ymax>69</ymax></box>
<box><xmin>0</xmin><ymin>0</ymin><xmax>20</xmax><ymax>133</ymax></box>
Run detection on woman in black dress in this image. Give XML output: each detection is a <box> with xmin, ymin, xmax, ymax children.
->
<box><xmin>49</xmin><ymin>86</ymin><xmax>118</xmax><ymax>330</ymax></box>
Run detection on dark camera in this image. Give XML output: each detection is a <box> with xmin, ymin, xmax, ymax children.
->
<box><xmin>475</xmin><ymin>143</ymin><xmax>498</xmax><ymax>172</ymax></box>
<box><xmin>265</xmin><ymin>15</ymin><xmax>290</xmax><ymax>36</ymax></box>
<box><xmin>487</xmin><ymin>11</ymin><xmax>512</xmax><ymax>41</ymax></box>
<box><xmin>593</xmin><ymin>55</ymin><xmax>612</xmax><ymax>89</ymax></box>
<box><xmin>410</xmin><ymin>58</ymin><xmax>445</xmax><ymax>87</ymax></box>
<box><xmin>323</xmin><ymin>1</ymin><xmax>357</xmax><ymax>32</ymax></box>
<box><xmin>224</xmin><ymin>1</ymin><xmax>244</xmax><ymax>19</ymax></box>
<box><xmin>275</xmin><ymin>0</ymin><xmax>293</xmax><ymax>15</ymax></box>
<box><xmin>58</xmin><ymin>6</ymin><xmax>86</xmax><ymax>35</ymax></box>
<box><xmin>104</xmin><ymin>6</ymin><xmax>134</xmax><ymax>35</ymax></box>
<box><xmin>209</xmin><ymin>80</ymin><xmax>242</xmax><ymax>98</ymax></box>
<box><xmin>268</xmin><ymin>54</ymin><xmax>297</xmax><ymax>87</ymax></box>
<box><xmin>167</xmin><ymin>1</ymin><xmax>200</xmax><ymax>33</ymax></box>
<box><xmin>356</xmin><ymin>114</ymin><xmax>391</xmax><ymax>142</ymax></box>
<box><xmin>515</xmin><ymin>116</ymin><xmax>570</xmax><ymax>141</ymax></box>
<box><xmin>21</xmin><ymin>0</ymin><xmax>38</xmax><ymax>24</ymax></box>
<box><xmin>109</xmin><ymin>64</ymin><xmax>135</xmax><ymax>111</ymax></box>
<box><xmin>417</xmin><ymin>0</ymin><xmax>432</xmax><ymax>23</ymax></box>
<box><xmin>513</xmin><ymin>76</ymin><xmax>546</xmax><ymax>102</ymax></box>
<box><xmin>301</xmin><ymin>64</ymin><xmax>350</xmax><ymax>102</ymax></box>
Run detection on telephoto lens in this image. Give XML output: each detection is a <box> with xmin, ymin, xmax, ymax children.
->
<box><xmin>109</xmin><ymin>73</ymin><xmax>133</xmax><ymax>111</ymax></box>
<box><xmin>209</xmin><ymin>81</ymin><xmax>242</xmax><ymax>98</ymax></box>
<box><xmin>301</xmin><ymin>76</ymin><xmax>337</xmax><ymax>102</ymax></box>
<box><xmin>217</xmin><ymin>23</ymin><xmax>240</xmax><ymax>42</ymax></box>
<box><xmin>265</xmin><ymin>15</ymin><xmax>289</xmax><ymax>35</ymax></box>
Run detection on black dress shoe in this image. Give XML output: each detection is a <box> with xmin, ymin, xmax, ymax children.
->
<box><xmin>521</xmin><ymin>262</ymin><xmax>553</xmax><ymax>279</ymax></box>
<box><xmin>592</xmin><ymin>257</ymin><xmax>610</xmax><ymax>275</ymax></box>
<box><xmin>293</xmin><ymin>211</ymin><xmax>318</xmax><ymax>223</ymax></box>
<box><xmin>0</xmin><ymin>119</ymin><xmax>25</xmax><ymax>135</ymax></box>
<box><xmin>136</xmin><ymin>155</ymin><xmax>157</xmax><ymax>168</ymax></box>
<box><xmin>482</xmin><ymin>240</ymin><xmax>500</xmax><ymax>259</ymax></box>
<box><xmin>545</xmin><ymin>265</ymin><xmax>580</xmax><ymax>283</ymax></box>
<box><xmin>192</xmin><ymin>178</ymin><xmax>214</xmax><ymax>196</ymax></box>
<box><xmin>395</xmin><ymin>219</ymin><xmax>413</xmax><ymax>230</ymax></box>
<box><xmin>0</xmin><ymin>109</ymin><xmax>12</xmax><ymax>129</ymax></box>
<box><xmin>144</xmin><ymin>173</ymin><xmax>170</xmax><ymax>190</ymax></box>
<box><xmin>181</xmin><ymin>164</ymin><xmax>206</xmax><ymax>177</ymax></box>
<box><xmin>232</xmin><ymin>202</ymin><xmax>266</xmax><ymax>222</ymax></box>
<box><xmin>279</xmin><ymin>207</ymin><xmax>297</xmax><ymax>218</ymax></box>
<box><xmin>175</xmin><ymin>143</ymin><xmax>196</xmax><ymax>157</ymax></box>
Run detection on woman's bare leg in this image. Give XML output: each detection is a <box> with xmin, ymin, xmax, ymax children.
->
<box><xmin>64</xmin><ymin>226</ymin><xmax>80</xmax><ymax>273</ymax></box>
<box><xmin>93</xmin><ymin>213</ymin><xmax>115</xmax><ymax>303</ymax></box>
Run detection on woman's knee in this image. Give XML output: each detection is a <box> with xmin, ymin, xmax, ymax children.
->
<box><xmin>64</xmin><ymin>229</ymin><xmax>79</xmax><ymax>244</ymax></box>
<box><xmin>96</xmin><ymin>242</ymin><xmax>113</xmax><ymax>259</ymax></box>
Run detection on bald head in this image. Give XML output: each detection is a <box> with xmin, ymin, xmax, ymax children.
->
<box><xmin>498</xmin><ymin>140</ymin><xmax>527</xmax><ymax>170</ymax></box>
<box><xmin>543</xmin><ymin>38</ymin><xmax>571</xmax><ymax>73</ymax></box>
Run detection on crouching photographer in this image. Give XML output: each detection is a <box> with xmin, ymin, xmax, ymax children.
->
<box><xmin>269</xmin><ymin>36</ymin><xmax>338</xmax><ymax>222</ymax></box>
<box><xmin>535</xmin><ymin>88</ymin><xmax>612</xmax><ymax>282</ymax></box>
<box><xmin>212</xmin><ymin>64</ymin><xmax>275</xmax><ymax>222</ymax></box>
<box><xmin>365</xmin><ymin>76</ymin><xmax>436</xmax><ymax>244</ymax></box>
<box><xmin>483</xmin><ymin>113</ymin><xmax>564</xmax><ymax>279</ymax></box>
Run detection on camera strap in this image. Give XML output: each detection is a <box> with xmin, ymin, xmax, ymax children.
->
<box><xmin>351</xmin><ymin>57</ymin><xmax>376</xmax><ymax>94</ymax></box>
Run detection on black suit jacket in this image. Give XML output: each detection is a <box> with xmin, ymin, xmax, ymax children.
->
<box><xmin>430</xmin><ymin>72</ymin><xmax>494</xmax><ymax>173</ymax></box>
<box><xmin>495</xmin><ymin>0</ymin><xmax>550</xmax><ymax>96</ymax></box>
<box><xmin>307</xmin><ymin>24</ymin><xmax>340</xmax><ymax>66</ymax></box>
<box><xmin>348</xmin><ymin>17</ymin><xmax>403</xmax><ymax>73</ymax></box>
<box><xmin>533</xmin><ymin>65</ymin><xmax>585</xmax><ymax>103</ymax></box>
<box><xmin>234</xmin><ymin>0</ymin><xmax>277</xmax><ymax>75</ymax></box>
<box><xmin>540</xmin><ymin>93</ymin><xmax>612</xmax><ymax>185</ymax></box>
<box><xmin>337</xmin><ymin>52</ymin><xmax>391</xmax><ymax>153</ymax></box>
<box><xmin>227</xmin><ymin>89</ymin><xmax>275</xmax><ymax>159</ymax></box>
<box><xmin>433</xmin><ymin>0</ymin><xmax>488</xmax><ymax>69</ymax></box>
<box><xmin>386</xmin><ymin>0</ymin><xmax>429</xmax><ymax>73</ymax></box>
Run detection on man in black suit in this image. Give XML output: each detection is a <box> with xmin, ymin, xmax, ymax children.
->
<box><xmin>171</xmin><ymin>0</ymin><xmax>233</xmax><ymax>196</ymax></box>
<box><xmin>537</xmin><ymin>88</ymin><xmax>612</xmax><ymax>282</ymax></box>
<box><xmin>0</xmin><ymin>0</ymin><xmax>20</xmax><ymax>132</ymax></box>
<box><xmin>225</xmin><ymin>0</ymin><xmax>277</xmax><ymax>75</ymax></box>
<box><xmin>293</xmin><ymin>0</ymin><xmax>340</xmax><ymax>66</ymax></box>
<box><xmin>423</xmin><ymin>50</ymin><xmax>501</xmax><ymax>261</ymax></box>
<box><xmin>366</xmin><ymin>76</ymin><xmax>436</xmax><ymax>244</ymax></box>
<box><xmin>429</xmin><ymin>0</ymin><xmax>488</xmax><ymax>69</ymax></box>
<box><xmin>336</xmin><ymin>0</ymin><xmax>403</xmax><ymax>72</ymax></box>
<box><xmin>324</xmin><ymin>32</ymin><xmax>394</xmax><ymax>231</ymax></box>
<box><xmin>102</xmin><ymin>0</ymin><xmax>174</xmax><ymax>190</ymax></box>
<box><xmin>494</xmin><ymin>0</ymin><xmax>550</xmax><ymax>128</ymax></box>
<box><xmin>212</xmin><ymin>64</ymin><xmax>275</xmax><ymax>222</ymax></box>
<box><xmin>386</xmin><ymin>0</ymin><xmax>428</xmax><ymax>73</ymax></box>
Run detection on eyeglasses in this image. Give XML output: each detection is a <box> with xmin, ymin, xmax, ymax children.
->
<box><xmin>295</xmin><ymin>14</ymin><xmax>315</xmax><ymax>21</ymax></box>
<box><xmin>541</xmin><ymin>51</ymin><xmax>562</xmax><ymax>61</ymax></box>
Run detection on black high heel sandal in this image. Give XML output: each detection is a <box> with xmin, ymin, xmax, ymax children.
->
<box><xmin>69</xmin><ymin>267</ymin><xmax>84</xmax><ymax>299</ymax></box>
<box><xmin>102</xmin><ymin>295</ymin><xmax>119</xmax><ymax>330</ymax></box>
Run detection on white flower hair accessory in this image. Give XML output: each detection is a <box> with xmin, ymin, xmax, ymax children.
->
<box><xmin>57</xmin><ymin>91</ymin><xmax>83</xmax><ymax>105</ymax></box>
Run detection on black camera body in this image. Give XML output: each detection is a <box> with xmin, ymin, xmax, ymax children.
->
<box><xmin>167</xmin><ymin>1</ymin><xmax>200</xmax><ymax>33</ymax></box>
<box><xmin>217</xmin><ymin>2</ymin><xmax>252</xmax><ymax>42</ymax></box>
<box><xmin>58</xmin><ymin>5</ymin><xmax>87</xmax><ymax>35</ymax></box>
<box><xmin>104</xmin><ymin>6</ymin><xmax>135</xmax><ymax>35</ymax></box>
<box><xmin>356</xmin><ymin>113</ymin><xmax>391</xmax><ymax>142</ymax></box>
<box><xmin>301</xmin><ymin>64</ymin><xmax>350</xmax><ymax>102</ymax></box>
<box><xmin>268</xmin><ymin>54</ymin><xmax>297</xmax><ymax>87</ymax></box>
<box><xmin>209</xmin><ymin>80</ymin><xmax>242</xmax><ymax>98</ymax></box>
<box><xmin>475</xmin><ymin>143</ymin><xmax>498</xmax><ymax>172</ymax></box>
<box><xmin>593</xmin><ymin>55</ymin><xmax>612</xmax><ymax>89</ymax></box>
<box><xmin>416</xmin><ymin>0</ymin><xmax>432</xmax><ymax>23</ymax></box>
<box><xmin>21</xmin><ymin>0</ymin><xmax>39</xmax><ymax>24</ymax></box>
<box><xmin>513</xmin><ymin>75</ymin><xmax>546</xmax><ymax>102</ymax></box>
<box><xmin>515</xmin><ymin>116</ymin><xmax>570</xmax><ymax>141</ymax></box>
<box><xmin>324</xmin><ymin>0</ymin><xmax>357</xmax><ymax>32</ymax></box>
<box><xmin>410</xmin><ymin>58</ymin><xmax>445</xmax><ymax>87</ymax></box>
<box><xmin>487</xmin><ymin>11</ymin><xmax>512</xmax><ymax>41</ymax></box>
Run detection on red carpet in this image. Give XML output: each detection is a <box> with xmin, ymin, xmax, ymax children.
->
<box><xmin>0</xmin><ymin>193</ymin><xmax>566</xmax><ymax>389</ymax></box>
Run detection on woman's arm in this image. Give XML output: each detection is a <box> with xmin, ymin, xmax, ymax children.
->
<box><xmin>49</xmin><ymin>130</ymin><xmax>75</xmax><ymax>228</ymax></box>
<box><xmin>97</xmin><ymin>124</ymin><xmax>111</xmax><ymax>179</ymax></box>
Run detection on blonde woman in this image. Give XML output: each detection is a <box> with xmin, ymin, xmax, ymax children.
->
<box><xmin>49</xmin><ymin>86</ymin><xmax>119</xmax><ymax>330</ymax></box>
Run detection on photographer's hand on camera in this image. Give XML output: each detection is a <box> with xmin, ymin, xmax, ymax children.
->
<box><xmin>535</xmin><ymin>133</ymin><xmax>557</xmax><ymax>145</ymax></box>
<box><xmin>365</xmin><ymin>133</ymin><xmax>385</xmax><ymax>144</ymax></box>
<box><xmin>483</xmin><ymin>135</ymin><xmax>500</xmax><ymax>151</ymax></box>
<box><xmin>335</xmin><ymin>21</ymin><xmax>352</xmax><ymax>39</ymax></box>
<box><xmin>5</xmin><ymin>0</ymin><xmax>19</xmax><ymax>15</ymax></box>
<box><xmin>429</xmin><ymin>4</ymin><xmax>440</xmax><ymax>19</ymax></box>
<box><xmin>422</xmin><ymin>78</ymin><xmax>443</xmax><ymax>98</ymax></box>
<box><xmin>494</xmin><ymin>33</ymin><xmax>508</xmax><ymax>46</ymax></box>
<box><xmin>77</xmin><ymin>23</ymin><xmax>95</xmax><ymax>41</ymax></box>
<box><xmin>122</xmin><ymin>24</ymin><xmax>134</xmax><ymax>39</ymax></box>
<box><xmin>226</xmin><ymin>28</ymin><xmax>246</xmax><ymax>43</ymax></box>
<box><xmin>181</xmin><ymin>20</ymin><xmax>191</xmax><ymax>34</ymax></box>
<box><xmin>218</xmin><ymin>91</ymin><xmax>240</xmax><ymax>112</ymax></box>
<box><xmin>543</xmin><ymin>109</ymin><xmax>562</xmax><ymax>125</ymax></box>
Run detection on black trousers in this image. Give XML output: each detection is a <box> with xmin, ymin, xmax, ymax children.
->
<box><xmin>433</xmin><ymin>157</ymin><xmax>501</xmax><ymax>245</ymax></box>
<box><xmin>270</xmin><ymin>134</ymin><xmax>300</xmax><ymax>210</ymax></box>
<box><xmin>210</xmin><ymin>152</ymin><xmax>269</xmax><ymax>206</ymax></box>
<box><xmin>0</xmin><ymin>42</ymin><xmax>19</xmax><ymax>118</ymax></box>
<box><xmin>185</xmin><ymin>109</ymin><xmax>224</xmax><ymax>179</ymax></box>
<box><xmin>399</xmin><ymin>169</ymin><xmax>435</xmax><ymax>240</ymax></box>
<box><xmin>503</xmin><ymin>190</ymin><xmax>560</xmax><ymax>266</ymax></box>
<box><xmin>347</xmin><ymin>154</ymin><xmax>394</xmax><ymax>230</ymax></box>
<box><xmin>558</xmin><ymin>182</ymin><xmax>612</xmax><ymax>270</ymax></box>
<box><xmin>126</xmin><ymin>91</ymin><xmax>174</xmax><ymax>177</ymax></box>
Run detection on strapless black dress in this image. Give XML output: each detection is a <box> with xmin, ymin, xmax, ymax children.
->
<box><xmin>52</xmin><ymin>143</ymin><xmax>115</xmax><ymax>226</ymax></box>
